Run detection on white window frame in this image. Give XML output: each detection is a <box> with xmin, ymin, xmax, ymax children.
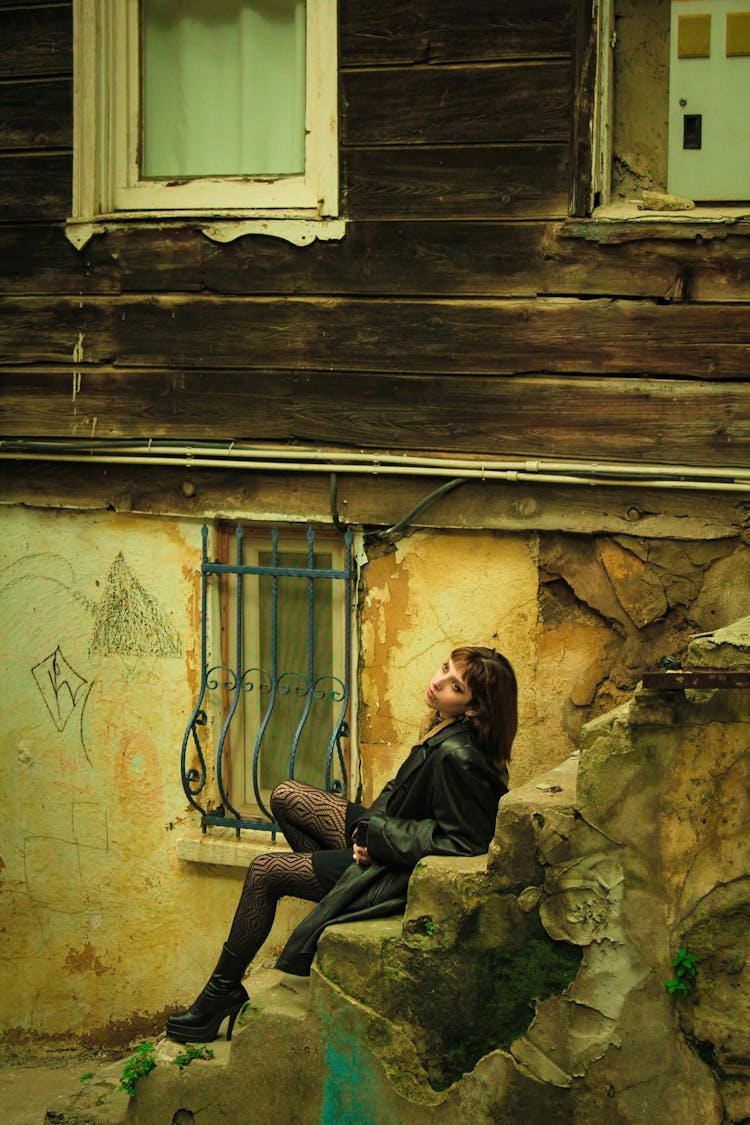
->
<box><xmin>591</xmin><ymin>0</ymin><xmax>615</xmax><ymax>210</ymax></box>
<box><xmin>69</xmin><ymin>0</ymin><xmax>341</xmax><ymax>246</ymax></box>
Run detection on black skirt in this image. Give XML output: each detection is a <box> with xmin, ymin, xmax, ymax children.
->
<box><xmin>311</xmin><ymin>800</ymin><xmax>369</xmax><ymax>892</ymax></box>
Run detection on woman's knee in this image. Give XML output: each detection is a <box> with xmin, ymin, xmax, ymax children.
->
<box><xmin>245</xmin><ymin>851</ymin><xmax>285</xmax><ymax>891</ymax></box>
<box><xmin>270</xmin><ymin>779</ymin><xmax>296</xmax><ymax>816</ymax></box>
<box><xmin>270</xmin><ymin>778</ymin><xmax>309</xmax><ymax>817</ymax></box>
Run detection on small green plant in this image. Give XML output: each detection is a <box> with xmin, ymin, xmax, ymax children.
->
<box><xmin>79</xmin><ymin>1072</ymin><xmax>95</xmax><ymax>1082</ymax></box>
<box><xmin>665</xmin><ymin>948</ymin><xmax>700</xmax><ymax>996</ymax></box>
<box><xmin>411</xmin><ymin>915</ymin><xmax>436</xmax><ymax>936</ymax></box>
<box><xmin>119</xmin><ymin>1042</ymin><xmax>157</xmax><ymax>1097</ymax></box>
<box><xmin>174</xmin><ymin>1045</ymin><xmax>215</xmax><ymax>1071</ymax></box>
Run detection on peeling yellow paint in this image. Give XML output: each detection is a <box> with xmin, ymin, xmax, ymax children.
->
<box><xmin>63</xmin><ymin>941</ymin><xmax>112</xmax><ymax>978</ymax></box>
<box><xmin>360</xmin><ymin>532</ymin><xmax>538</xmax><ymax>796</ymax></box>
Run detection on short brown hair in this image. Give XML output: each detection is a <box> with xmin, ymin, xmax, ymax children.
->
<box><xmin>452</xmin><ymin>645</ymin><xmax>518</xmax><ymax>766</ymax></box>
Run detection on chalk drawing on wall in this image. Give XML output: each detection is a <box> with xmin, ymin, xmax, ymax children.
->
<box><xmin>0</xmin><ymin>552</ymin><xmax>97</xmax><ymax>614</ymax></box>
<box><xmin>32</xmin><ymin>645</ymin><xmax>88</xmax><ymax>732</ymax></box>
<box><xmin>31</xmin><ymin>646</ymin><xmax>95</xmax><ymax>764</ymax></box>
<box><xmin>23</xmin><ymin>801</ymin><xmax>111</xmax><ymax>918</ymax></box>
<box><xmin>5</xmin><ymin>547</ymin><xmax>182</xmax><ymax>745</ymax></box>
<box><xmin>90</xmin><ymin>552</ymin><xmax>182</xmax><ymax>658</ymax></box>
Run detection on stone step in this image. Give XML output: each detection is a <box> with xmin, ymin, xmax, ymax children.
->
<box><xmin>44</xmin><ymin>966</ymin><xmax>319</xmax><ymax>1125</ymax></box>
<box><xmin>45</xmin><ymin>846</ymin><xmax>541</xmax><ymax>1123</ymax></box>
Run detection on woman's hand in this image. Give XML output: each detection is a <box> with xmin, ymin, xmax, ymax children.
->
<box><xmin>352</xmin><ymin>843</ymin><xmax>372</xmax><ymax>866</ymax></box>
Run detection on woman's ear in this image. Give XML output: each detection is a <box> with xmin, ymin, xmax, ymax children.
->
<box><xmin>465</xmin><ymin>707</ymin><xmax>476</xmax><ymax>717</ymax></box>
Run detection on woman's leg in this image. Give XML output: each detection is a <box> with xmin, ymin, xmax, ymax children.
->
<box><xmin>226</xmin><ymin>850</ymin><xmax>325</xmax><ymax>961</ymax></box>
<box><xmin>166</xmin><ymin>850</ymin><xmax>326</xmax><ymax>1043</ymax></box>
<box><xmin>166</xmin><ymin>779</ymin><xmax>354</xmax><ymax>1044</ymax></box>
<box><xmin>270</xmin><ymin>778</ymin><xmax>349</xmax><ymax>853</ymax></box>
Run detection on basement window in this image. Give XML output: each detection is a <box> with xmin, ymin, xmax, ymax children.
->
<box><xmin>181</xmin><ymin>524</ymin><xmax>355</xmax><ymax>833</ymax></box>
<box><xmin>68</xmin><ymin>0</ymin><xmax>342</xmax><ymax>247</ymax></box>
<box><xmin>582</xmin><ymin>0</ymin><xmax>750</xmax><ymax>223</ymax></box>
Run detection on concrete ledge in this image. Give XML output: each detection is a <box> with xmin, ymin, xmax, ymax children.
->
<box><xmin>175</xmin><ymin>827</ymin><xmax>291</xmax><ymax>868</ymax></box>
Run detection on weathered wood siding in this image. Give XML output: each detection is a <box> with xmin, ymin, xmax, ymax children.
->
<box><xmin>0</xmin><ymin>0</ymin><xmax>748</xmax><ymax>468</ymax></box>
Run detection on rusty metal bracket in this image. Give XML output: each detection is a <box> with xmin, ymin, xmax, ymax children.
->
<box><xmin>642</xmin><ymin>671</ymin><xmax>750</xmax><ymax>690</ymax></box>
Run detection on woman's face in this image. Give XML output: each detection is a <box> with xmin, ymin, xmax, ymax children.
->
<box><xmin>426</xmin><ymin>657</ymin><xmax>474</xmax><ymax>718</ymax></box>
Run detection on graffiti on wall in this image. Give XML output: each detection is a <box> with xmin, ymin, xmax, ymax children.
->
<box><xmin>31</xmin><ymin>645</ymin><xmax>95</xmax><ymax>763</ymax></box>
<box><xmin>90</xmin><ymin>552</ymin><xmax>182</xmax><ymax>659</ymax></box>
<box><xmin>2</xmin><ymin>548</ymin><xmax>182</xmax><ymax>760</ymax></box>
<box><xmin>2</xmin><ymin>544</ymin><xmax>181</xmax><ymax>959</ymax></box>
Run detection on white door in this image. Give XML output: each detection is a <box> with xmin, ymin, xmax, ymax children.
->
<box><xmin>669</xmin><ymin>0</ymin><xmax>750</xmax><ymax>199</ymax></box>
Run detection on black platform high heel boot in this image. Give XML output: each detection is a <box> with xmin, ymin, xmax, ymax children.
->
<box><xmin>166</xmin><ymin>944</ymin><xmax>249</xmax><ymax>1043</ymax></box>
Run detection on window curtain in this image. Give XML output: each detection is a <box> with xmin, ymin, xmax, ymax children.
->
<box><xmin>257</xmin><ymin>551</ymin><xmax>335</xmax><ymax>792</ymax></box>
<box><xmin>141</xmin><ymin>0</ymin><xmax>306</xmax><ymax>178</ymax></box>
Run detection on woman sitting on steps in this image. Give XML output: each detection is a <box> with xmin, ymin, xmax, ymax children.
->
<box><xmin>165</xmin><ymin>644</ymin><xmax>518</xmax><ymax>1043</ymax></box>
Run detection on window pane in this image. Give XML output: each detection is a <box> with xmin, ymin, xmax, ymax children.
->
<box><xmin>256</xmin><ymin>550</ymin><xmax>334</xmax><ymax>791</ymax></box>
<box><xmin>141</xmin><ymin>0</ymin><xmax>306</xmax><ymax>178</ymax></box>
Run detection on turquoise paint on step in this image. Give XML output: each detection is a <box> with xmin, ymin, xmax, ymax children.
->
<box><xmin>320</xmin><ymin>1028</ymin><xmax>380</xmax><ymax>1125</ymax></box>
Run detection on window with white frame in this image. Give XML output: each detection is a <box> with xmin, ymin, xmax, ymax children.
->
<box><xmin>70</xmin><ymin>0</ymin><xmax>339</xmax><ymax>238</ymax></box>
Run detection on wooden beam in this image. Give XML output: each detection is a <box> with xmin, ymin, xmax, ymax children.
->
<box><xmin>0</xmin><ymin>154</ymin><xmax>71</xmax><ymax>220</ymax></box>
<box><xmin>0</xmin><ymin>460</ymin><xmax>744</xmax><ymax>542</ymax></box>
<box><xmin>541</xmin><ymin>221</ymin><xmax>750</xmax><ymax>302</ymax></box>
<box><xmin>3</xmin><ymin>220</ymin><xmax>750</xmax><ymax>303</ymax></box>
<box><xmin>2</xmin><ymin>295</ymin><xmax>750</xmax><ymax>379</ymax></box>
<box><xmin>0</xmin><ymin>221</ymin><xmax>545</xmax><ymax>298</ymax></box>
<box><xmin>0</xmin><ymin>3</ymin><xmax>72</xmax><ymax>79</ymax></box>
<box><xmin>0</xmin><ymin>77</ymin><xmax>71</xmax><ymax>149</ymax></box>
<box><xmin>342</xmin><ymin>144</ymin><xmax>570</xmax><ymax>219</ymax></box>
<box><xmin>1</xmin><ymin>369</ymin><xmax>747</xmax><ymax>469</ymax></box>
<box><xmin>342</xmin><ymin>62</ymin><xmax>571</xmax><ymax>145</ymax></box>
<box><xmin>340</xmin><ymin>0</ymin><xmax>573</xmax><ymax>65</ymax></box>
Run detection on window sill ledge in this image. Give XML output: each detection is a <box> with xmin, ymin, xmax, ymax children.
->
<box><xmin>65</xmin><ymin>215</ymin><xmax>346</xmax><ymax>251</ymax></box>
<box><xmin>564</xmin><ymin>200</ymin><xmax>750</xmax><ymax>242</ymax></box>
<box><xmin>176</xmin><ymin>827</ymin><xmax>290</xmax><ymax>869</ymax></box>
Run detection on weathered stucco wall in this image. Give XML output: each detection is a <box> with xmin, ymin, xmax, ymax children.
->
<box><xmin>360</xmin><ymin>527</ymin><xmax>750</xmax><ymax>795</ymax></box>
<box><xmin>0</xmin><ymin>507</ymin><xmax>312</xmax><ymax>1046</ymax></box>
<box><xmin>613</xmin><ymin>0</ymin><xmax>670</xmax><ymax>198</ymax></box>
<box><xmin>1</xmin><ymin>503</ymin><xmax>749</xmax><ymax>1046</ymax></box>
<box><xmin>358</xmin><ymin>531</ymin><xmax>539</xmax><ymax>798</ymax></box>
<box><xmin>0</xmin><ymin>507</ymin><xmax>240</xmax><ymax>1043</ymax></box>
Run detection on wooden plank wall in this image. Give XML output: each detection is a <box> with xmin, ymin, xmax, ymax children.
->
<box><xmin>0</xmin><ymin>0</ymin><xmax>748</xmax><ymax>469</ymax></box>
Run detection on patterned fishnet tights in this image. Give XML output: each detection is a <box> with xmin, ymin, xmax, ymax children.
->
<box><xmin>226</xmin><ymin>780</ymin><xmax>349</xmax><ymax>963</ymax></box>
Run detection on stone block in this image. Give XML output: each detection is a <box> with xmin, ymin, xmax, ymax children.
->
<box><xmin>688</xmin><ymin>614</ymin><xmax>750</xmax><ymax>669</ymax></box>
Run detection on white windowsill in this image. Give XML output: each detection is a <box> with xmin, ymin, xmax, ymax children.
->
<box><xmin>592</xmin><ymin>199</ymin><xmax>750</xmax><ymax>224</ymax></box>
<box><xmin>564</xmin><ymin>198</ymin><xmax>750</xmax><ymax>241</ymax></box>
<box><xmin>65</xmin><ymin>215</ymin><xmax>347</xmax><ymax>251</ymax></box>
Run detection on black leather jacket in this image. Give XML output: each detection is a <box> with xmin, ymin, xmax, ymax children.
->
<box><xmin>275</xmin><ymin>718</ymin><xmax>508</xmax><ymax>976</ymax></box>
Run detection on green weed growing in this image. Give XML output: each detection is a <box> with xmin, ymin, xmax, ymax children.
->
<box><xmin>174</xmin><ymin>1045</ymin><xmax>215</xmax><ymax>1071</ymax></box>
<box><xmin>118</xmin><ymin>1042</ymin><xmax>156</xmax><ymax>1097</ymax></box>
<box><xmin>665</xmin><ymin>948</ymin><xmax>699</xmax><ymax>997</ymax></box>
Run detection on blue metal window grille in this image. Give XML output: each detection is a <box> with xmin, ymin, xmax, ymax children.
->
<box><xmin>181</xmin><ymin>524</ymin><xmax>354</xmax><ymax>835</ymax></box>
